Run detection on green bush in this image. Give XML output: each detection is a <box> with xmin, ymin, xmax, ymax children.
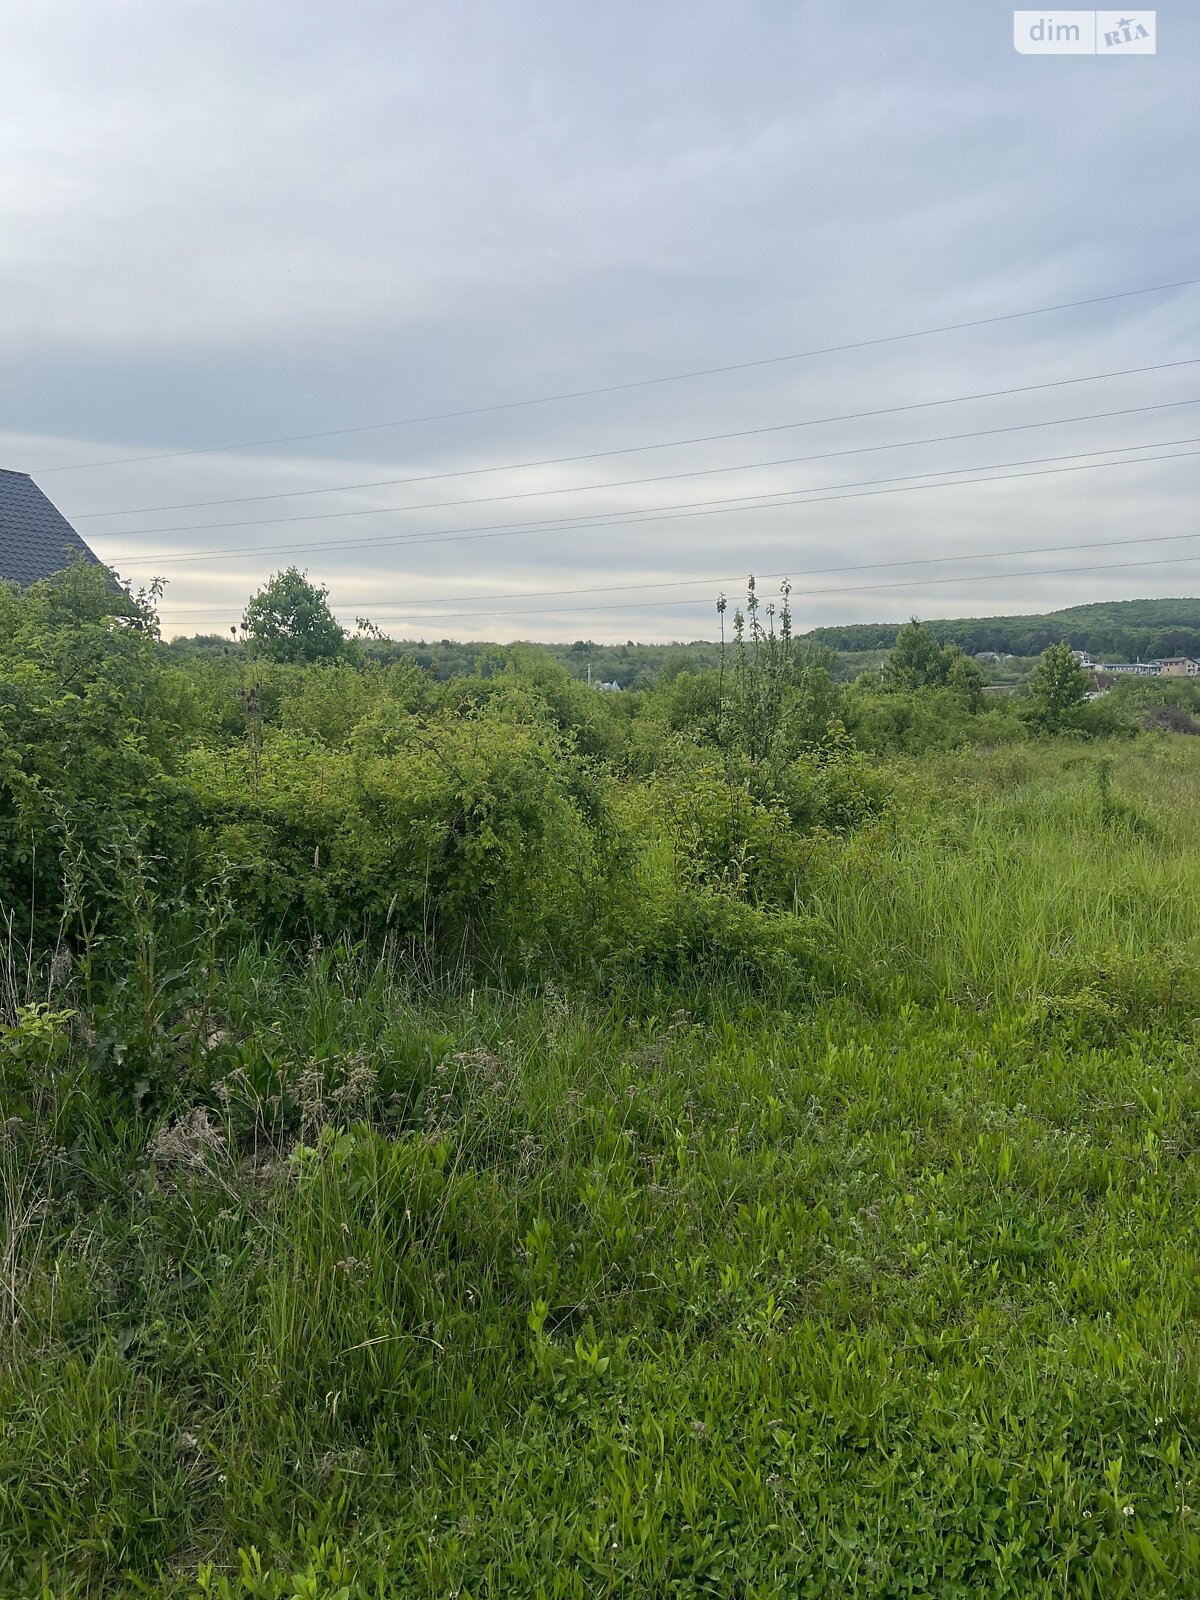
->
<box><xmin>187</xmin><ymin>698</ymin><xmax>609</xmax><ymax>970</ymax></box>
<box><xmin>772</xmin><ymin>732</ymin><xmax>890</xmax><ymax>834</ymax></box>
<box><xmin>843</xmin><ymin>681</ymin><xmax>1023</xmax><ymax>754</ymax></box>
<box><xmin>0</xmin><ymin>566</ymin><xmax>192</xmax><ymax>951</ymax></box>
<box><xmin>647</xmin><ymin>742</ymin><xmax>807</xmax><ymax>903</ymax></box>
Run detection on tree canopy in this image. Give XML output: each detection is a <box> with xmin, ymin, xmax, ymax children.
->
<box><xmin>882</xmin><ymin>619</ymin><xmax>984</xmax><ymax>707</ymax></box>
<box><xmin>242</xmin><ymin>568</ymin><xmax>348</xmax><ymax>664</ymax></box>
<box><xmin>1023</xmin><ymin>641</ymin><xmax>1090</xmax><ymax>733</ymax></box>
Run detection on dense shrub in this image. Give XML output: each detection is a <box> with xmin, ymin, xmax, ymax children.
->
<box><xmin>1142</xmin><ymin>703</ymin><xmax>1200</xmax><ymax>734</ymax></box>
<box><xmin>647</xmin><ymin>742</ymin><xmax>808</xmax><ymax>902</ymax></box>
<box><xmin>186</xmin><ymin>698</ymin><xmax>610</xmax><ymax>970</ymax></box>
<box><xmin>773</xmin><ymin>735</ymin><xmax>891</xmax><ymax>833</ymax></box>
<box><xmin>843</xmin><ymin>681</ymin><xmax>1023</xmax><ymax>754</ymax></box>
<box><xmin>0</xmin><ymin>566</ymin><xmax>191</xmax><ymax>949</ymax></box>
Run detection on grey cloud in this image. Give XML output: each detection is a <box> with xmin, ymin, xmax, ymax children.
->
<box><xmin>1</xmin><ymin>0</ymin><xmax>1197</xmax><ymax>640</ymax></box>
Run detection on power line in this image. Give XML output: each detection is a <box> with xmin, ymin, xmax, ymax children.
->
<box><xmin>366</xmin><ymin>551</ymin><xmax>1200</xmax><ymax>621</ymax></box>
<box><xmin>108</xmin><ymin>438</ymin><xmax>1200</xmax><ymax>567</ymax></box>
<box><xmin>70</xmin><ymin>359</ymin><xmax>1200</xmax><ymax>520</ymax></box>
<box><xmin>158</xmin><ymin>526</ymin><xmax>1200</xmax><ymax>620</ymax></box>
<box><xmin>77</xmin><ymin>393</ymin><xmax>1200</xmax><ymax>537</ymax></box>
<box><xmin>162</xmin><ymin>550</ymin><xmax>1200</xmax><ymax>627</ymax></box>
<box><xmin>78</xmin><ymin>394</ymin><xmax>1200</xmax><ymax>537</ymax></box>
<box><xmin>39</xmin><ymin>275</ymin><xmax>1200</xmax><ymax>476</ymax></box>
<box><xmin>381</xmin><ymin>552</ymin><xmax>1200</xmax><ymax>621</ymax></box>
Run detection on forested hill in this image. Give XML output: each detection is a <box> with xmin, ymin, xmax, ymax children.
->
<box><xmin>805</xmin><ymin>598</ymin><xmax>1200</xmax><ymax>660</ymax></box>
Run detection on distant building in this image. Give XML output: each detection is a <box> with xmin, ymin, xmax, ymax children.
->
<box><xmin>596</xmin><ymin>680</ymin><xmax>622</xmax><ymax>693</ymax></box>
<box><xmin>1155</xmin><ymin>657</ymin><xmax>1200</xmax><ymax>678</ymax></box>
<box><xmin>1101</xmin><ymin>660</ymin><xmax>1160</xmax><ymax>676</ymax></box>
<box><xmin>0</xmin><ymin>468</ymin><xmax>102</xmax><ymax>587</ymax></box>
<box><xmin>1070</xmin><ymin>648</ymin><xmax>1093</xmax><ymax>667</ymax></box>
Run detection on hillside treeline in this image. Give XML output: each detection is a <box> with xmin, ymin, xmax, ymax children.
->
<box><xmin>806</xmin><ymin>596</ymin><xmax>1200</xmax><ymax>659</ymax></box>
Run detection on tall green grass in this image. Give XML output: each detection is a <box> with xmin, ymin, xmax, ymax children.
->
<box><xmin>804</xmin><ymin>741</ymin><xmax>1200</xmax><ymax>1023</ymax></box>
<box><xmin>3</xmin><ymin>741</ymin><xmax>1200</xmax><ymax>1597</ymax></box>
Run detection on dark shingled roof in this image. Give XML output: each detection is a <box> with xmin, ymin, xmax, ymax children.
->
<box><xmin>0</xmin><ymin>468</ymin><xmax>102</xmax><ymax>588</ymax></box>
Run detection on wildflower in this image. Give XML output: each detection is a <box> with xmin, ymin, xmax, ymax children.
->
<box><xmin>1123</xmin><ymin>1504</ymin><xmax>1135</xmax><ymax>1517</ymax></box>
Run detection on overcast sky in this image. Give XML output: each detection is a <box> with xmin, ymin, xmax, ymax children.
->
<box><xmin>1</xmin><ymin>1</ymin><xmax>1197</xmax><ymax>641</ymax></box>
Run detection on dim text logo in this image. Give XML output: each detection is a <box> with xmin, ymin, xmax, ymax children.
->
<box><xmin>1013</xmin><ymin>11</ymin><xmax>1156</xmax><ymax>53</ymax></box>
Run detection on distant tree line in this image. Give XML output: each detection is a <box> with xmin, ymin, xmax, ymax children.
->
<box><xmin>162</xmin><ymin>586</ymin><xmax>1200</xmax><ymax>684</ymax></box>
<box><xmin>806</xmin><ymin>597</ymin><xmax>1200</xmax><ymax>661</ymax></box>
<box><xmin>164</xmin><ymin>618</ymin><xmax>727</xmax><ymax>690</ymax></box>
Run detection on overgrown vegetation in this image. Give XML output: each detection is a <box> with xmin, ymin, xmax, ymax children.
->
<box><xmin>167</xmin><ymin>595</ymin><xmax>1200</xmax><ymax>691</ymax></box>
<box><xmin>3</xmin><ymin>566</ymin><xmax>1200</xmax><ymax>1597</ymax></box>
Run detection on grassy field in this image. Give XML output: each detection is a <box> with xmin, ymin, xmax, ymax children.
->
<box><xmin>3</xmin><ymin>739</ymin><xmax>1199</xmax><ymax>1597</ymax></box>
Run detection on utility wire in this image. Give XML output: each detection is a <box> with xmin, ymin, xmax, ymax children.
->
<box><xmin>106</xmin><ymin>438</ymin><xmax>1200</xmax><ymax>567</ymax></box>
<box><xmin>76</xmin><ymin>394</ymin><xmax>1200</xmax><ymax>535</ymax></box>
<box><xmin>365</xmin><ymin>551</ymin><xmax>1200</xmax><ymax>621</ymax></box>
<box><xmin>161</xmin><ymin>550</ymin><xmax>1200</xmax><ymax>627</ymax></box>
<box><xmin>94</xmin><ymin>398</ymin><xmax>1200</xmax><ymax>537</ymax></box>
<box><xmin>39</xmin><ymin>275</ymin><xmax>1200</xmax><ymax>476</ymax></box>
<box><xmin>70</xmin><ymin>358</ymin><xmax>1200</xmax><ymax>520</ymax></box>
<box><xmin>158</xmin><ymin>526</ymin><xmax>1200</xmax><ymax>620</ymax></box>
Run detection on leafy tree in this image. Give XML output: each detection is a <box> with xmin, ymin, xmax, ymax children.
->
<box><xmin>945</xmin><ymin>646</ymin><xmax>985</xmax><ymax>711</ymax></box>
<box><xmin>1024</xmin><ymin>641</ymin><xmax>1089</xmax><ymax>733</ymax></box>
<box><xmin>242</xmin><ymin>569</ymin><xmax>347</xmax><ymax>664</ymax></box>
<box><xmin>880</xmin><ymin>623</ymin><xmax>988</xmax><ymax>710</ymax></box>
<box><xmin>883</xmin><ymin>619</ymin><xmax>951</xmax><ymax>691</ymax></box>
